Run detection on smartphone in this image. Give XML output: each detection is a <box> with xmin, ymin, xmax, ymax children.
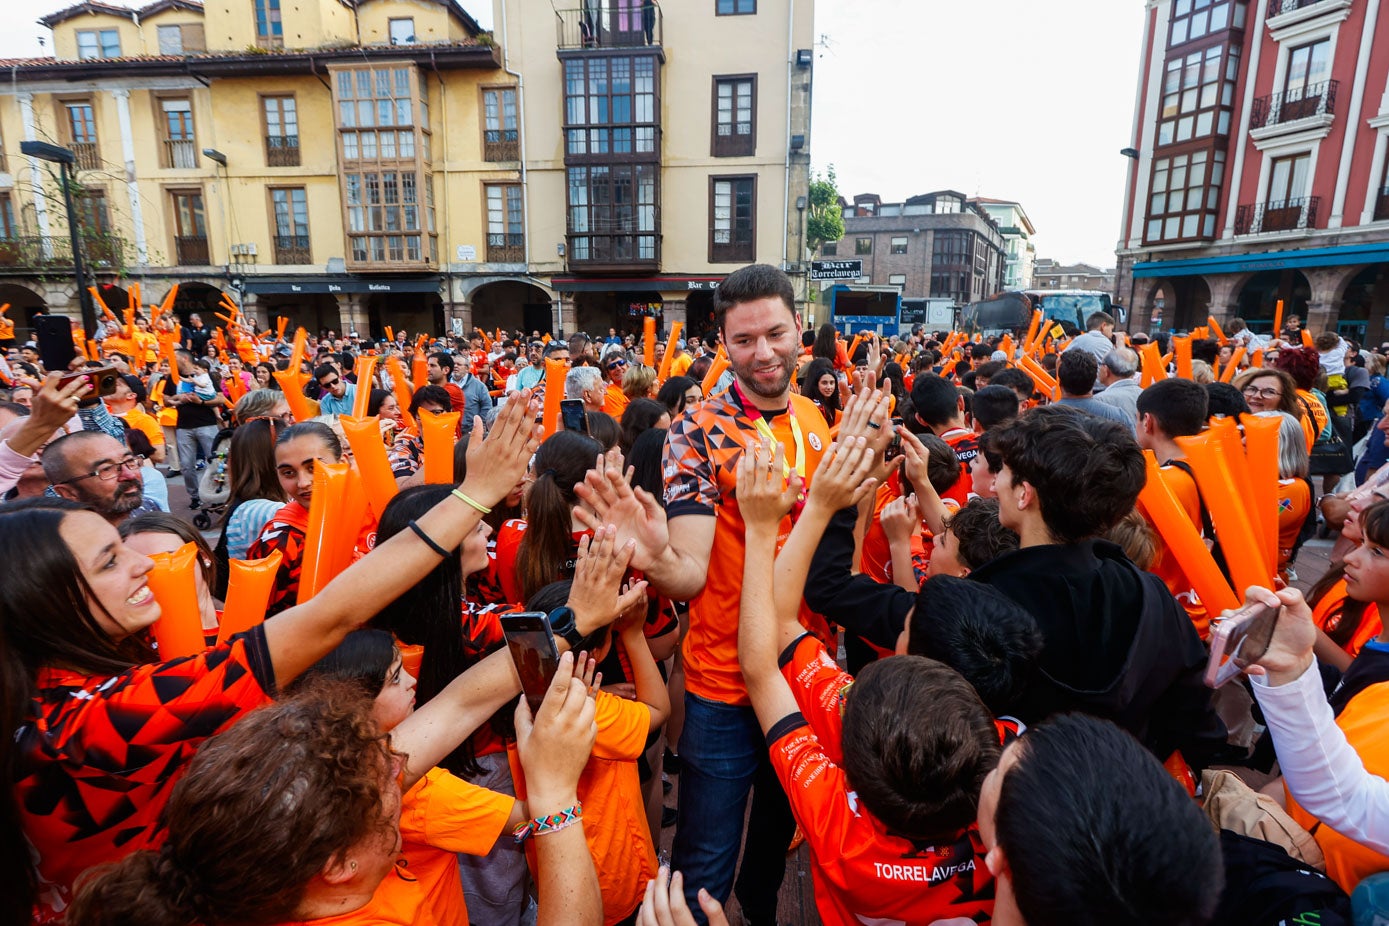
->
<box><xmin>502</xmin><ymin>612</ymin><xmax>561</xmax><ymax>714</ymax></box>
<box><xmin>57</xmin><ymin>364</ymin><xmax>120</xmax><ymax>397</ymax></box>
<box><xmin>1204</xmin><ymin>601</ymin><xmax>1281</xmax><ymax>688</ymax></box>
<box><xmin>884</xmin><ymin>417</ymin><xmax>905</xmax><ymax>462</ymax></box>
<box><xmin>560</xmin><ymin>398</ymin><xmax>588</xmax><ymax>434</ymax></box>
<box><xmin>35</xmin><ymin>315</ymin><xmax>76</xmax><ymax>372</ymax></box>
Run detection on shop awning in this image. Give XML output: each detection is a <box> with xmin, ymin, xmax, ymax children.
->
<box><xmin>1133</xmin><ymin>242</ymin><xmax>1389</xmax><ymax>278</ymax></box>
<box><xmin>241</xmin><ymin>276</ymin><xmax>441</xmax><ymax>295</ymax></box>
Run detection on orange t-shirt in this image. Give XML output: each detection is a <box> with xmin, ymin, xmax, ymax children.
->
<box><xmin>280</xmin><ymin>864</ymin><xmax>440</xmax><ymax>926</ymax></box>
<box><xmin>398</xmin><ymin>767</ymin><xmax>515</xmax><ymax>926</ymax></box>
<box><xmin>604</xmin><ymin>383</ymin><xmax>630</xmax><ymax>419</ymax></box>
<box><xmin>670</xmin><ymin>352</ymin><xmax>693</xmax><ymax>378</ymax></box>
<box><xmin>858</xmin><ymin>476</ymin><xmax>928</xmax><ymax>587</ymax></box>
<box><xmin>938</xmin><ymin>427</ymin><xmax>977</xmax><ymax>509</ymax></box>
<box><xmin>512</xmin><ymin>691</ymin><xmax>655</xmax><ymax>925</ymax></box>
<box><xmin>1276</xmin><ymin>478</ymin><xmax>1312</xmax><ymax>581</ymax></box>
<box><xmin>662</xmin><ymin>389</ymin><xmax>832</xmax><ymax>704</ymax></box>
<box><xmin>771</xmin><ymin>634</ymin><xmax>998</xmax><ymax>925</ymax></box>
<box><xmin>1143</xmin><ymin>463</ymin><xmax>1212</xmax><ymax>639</ymax></box>
<box><xmin>1313</xmin><ymin>579</ymin><xmax>1383</xmax><ymax>657</ymax></box>
<box><xmin>1287</xmin><ymin>680</ymin><xmax>1389</xmax><ymax>892</ymax></box>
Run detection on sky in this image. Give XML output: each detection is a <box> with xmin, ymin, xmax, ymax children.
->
<box><xmin>1</xmin><ymin>0</ymin><xmax>1146</xmax><ymax>268</ymax></box>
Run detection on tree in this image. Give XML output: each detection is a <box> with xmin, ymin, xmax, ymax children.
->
<box><xmin>805</xmin><ymin>165</ymin><xmax>846</xmax><ymax>255</ymax></box>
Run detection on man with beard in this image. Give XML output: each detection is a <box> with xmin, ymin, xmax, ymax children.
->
<box><xmin>578</xmin><ymin>263</ymin><xmax>869</xmax><ymax>923</ymax></box>
<box><xmin>42</xmin><ymin>432</ymin><xmax>160</xmax><ymax>525</ymax></box>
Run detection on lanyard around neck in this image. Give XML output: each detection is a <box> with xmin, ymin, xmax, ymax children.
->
<box><xmin>731</xmin><ymin>379</ymin><xmax>805</xmax><ymax>479</ymax></box>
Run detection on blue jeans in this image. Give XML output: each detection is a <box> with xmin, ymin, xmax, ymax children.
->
<box><xmin>671</xmin><ymin>692</ymin><xmax>793</xmax><ymax>925</ymax></box>
<box><xmin>176</xmin><ymin>425</ymin><xmax>218</xmax><ymax>500</ymax></box>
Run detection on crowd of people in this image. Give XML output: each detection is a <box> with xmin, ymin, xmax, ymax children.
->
<box><xmin>4</xmin><ymin>263</ymin><xmax>1389</xmax><ymax>926</ymax></box>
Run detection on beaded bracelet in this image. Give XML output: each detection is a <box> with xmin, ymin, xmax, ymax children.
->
<box><xmin>452</xmin><ymin>488</ymin><xmax>493</xmax><ymax>515</ymax></box>
<box><xmin>513</xmin><ymin>802</ymin><xmax>583</xmax><ymax>844</ymax></box>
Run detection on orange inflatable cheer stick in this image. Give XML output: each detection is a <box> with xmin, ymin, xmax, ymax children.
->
<box><xmin>1022</xmin><ymin>309</ymin><xmax>1042</xmax><ymax>353</ymax></box>
<box><xmin>412</xmin><ymin>353</ymin><xmax>428</xmax><ymax>391</ymax></box>
<box><xmin>1174</xmin><ymin>432</ymin><xmax>1271</xmax><ymax>592</ymax></box>
<box><xmin>1136</xmin><ymin>451</ymin><xmax>1239</xmax><ymax>616</ymax></box>
<box><xmin>385</xmin><ymin>326</ymin><xmax>395</xmax><ymax>344</ymax></box>
<box><xmin>226</xmin><ymin>371</ymin><xmax>248</xmax><ymax>403</ymax></box>
<box><xmin>1218</xmin><ymin>346</ymin><xmax>1246</xmax><ymax>382</ymax></box>
<box><xmin>1273</xmin><ymin>299</ymin><xmax>1284</xmax><ymax>336</ymax></box>
<box><xmin>1139</xmin><ymin>342</ymin><xmax>1166</xmax><ymax>387</ymax></box>
<box><xmin>1301</xmin><ymin>329</ymin><xmax>1314</xmax><ymax>349</ymax></box>
<box><xmin>701</xmin><ymin>345</ymin><xmax>730</xmax><ymax>397</ymax></box>
<box><xmin>421</xmin><ymin>408</ymin><xmax>461</xmax><ymax>484</ymax></box>
<box><xmin>657</xmin><ymin>321</ymin><xmax>684</xmax><ymax>382</ymax></box>
<box><xmin>156</xmin><ymin>283</ymin><xmax>179</xmax><ymax>320</ymax></box>
<box><xmin>217</xmin><ymin>550</ymin><xmax>283</xmax><ymax>645</ymax></box>
<box><xmin>541</xmin><ymin>357</ymin><xmax>568</xmax><ymax>437</ymax></box>
<box><xmin>643</xmin><ymin>316</ymin><xmax>657</xmax><ymax>368</ymax></box>
<box><xmin>1018</xmin><ymin>355</ymin><xmax>1057</xmax><ymax>397</ymax></box>
<box><xmin>352</xmin><ymin>356</ymin><xmax>379</xmax><ymax>418</ymax></box>
<box><xmin>385</xmin><ymin>356</ymin><xmax>414</xmax><ymax>419</ymax></box>
<box><xmin>297</xmin><ymin>460</ymin><xmax>351</xmax><ymax>604</ymax></box>
<box><xmin>1251</xmin><ymin>348</ymin><xmax>1264</xmax><ymax>368</ymax></box>
<box><xmin>1174</xmin><ymin>336</ymin><xmax>1193</xmax><ymax>381</ymax></box>
<box><xmin>1208</xmin><ymin>316</ymin><xmax>1227</xmax><ymax>343</ymax></box>
<box><xmin>145</xmin><ymin>543</ymin><xmax>207</xmax><ymax>659</ymax></box>
<box><xmin>330</xmin><ymin>466</ymin><xmax>372</xmax><ymax>579</ymax></box>
<box><xmin>998</xmin><ymin>334</ymin><xmax>1015</xmax><ymax>361</ymax></box>
<box><xmin>273</xmin><ymin>370</ymin><xmax>316</xmax><ymax>421</ymax></box>
<box><xmin>1240</xmin><ymin>412</ymin><xmax>1283</xmax><ymax>579</ymax></box>
<box><xmin>289</xmin><ymin>327</ymin><xmax>308</xmax><ymax>372</ymax></box>
<box><xmin>340</xmin><ymin>415</ymin><xmax>399</xmax><ymax>520</ymax></box>
<box><xmin>276</xmin><ymin>316</ymin><xmax>289</xmax><ymax>341</ymax></box>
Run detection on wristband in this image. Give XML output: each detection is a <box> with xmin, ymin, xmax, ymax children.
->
<box><xmin>452</xmin><ymin>488</ymin><xmax>493</xmax><ymax>514</ymax></box>
<box><xmin>513</xmin><ymin>802</ymin><xmax>583</xmax><ymax>843</ymax></box>
<box><xmin>406</xmin><ymin>520</ymin><xmax>452</xmax><ymax>558</ymax></box>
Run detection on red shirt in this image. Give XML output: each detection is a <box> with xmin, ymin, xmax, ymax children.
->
<box><xmin>21</xmin><ymin>627</ymin><xmax>276</xmax><ymax>922</ymax></box>
<box><xmin>770</xmin><ymin>634</ymin><xmax>1000</xmax><ymax>926</ymax></box>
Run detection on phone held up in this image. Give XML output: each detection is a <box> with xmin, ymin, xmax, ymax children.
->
<box><xmin>560</xmin><ymin>398</ymin><xmax>589</xmax><ymax>434</ymax></box>
<box><xmin>501</xmin><ymin>611</ymin><xmax>561</xmax><ymax>714</ymax></box>
<box><xmin>57</xmin><ymin>364</ymin><xmax>121</xmax><ymax>398</ymax></box>
<box><xmin>1204</xmin><ymin>600</ymin><xmax>1281</xmax><ymax>688</ymax></box>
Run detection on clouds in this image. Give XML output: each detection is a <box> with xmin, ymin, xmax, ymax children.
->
<box><xmin>810</xmin><ymin>0</ymin><xmax>1146</xmax><ymax>267</ymax></box>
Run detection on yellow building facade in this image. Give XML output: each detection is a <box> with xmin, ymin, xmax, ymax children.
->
<box><xmin>0</xmin><ymin>0</ymin><xmax>813</xmax><ymax>341</ymax></box>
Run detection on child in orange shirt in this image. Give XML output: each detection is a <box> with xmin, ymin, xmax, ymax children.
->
<box><xmin>516</xmin><ymin>581</ymin><xmax>670</xmax><ymax>925</ymax></box>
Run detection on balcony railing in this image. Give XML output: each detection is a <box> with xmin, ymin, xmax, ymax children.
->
<box><xmin>486</xmin><ymin>232</ymin><xmax>524</xmax><ymax>263</ymax></box>
<box><xmin>175</xmin><ymin>234</ymin><xmax>210</xmax><ymax>265</ymax></box>
<box><xmin>566</xmin><ymin>232</ymin><xmax>661</xmax><ymax>269</ymax></box>
<box><xmin>0</xmin><ymin>234</ymin><xmax>127</xmax><ymax>270</ymax></box>
<box><xmin>266</xmin><ymin>135</ymin><xmax>301</xmax><ymax>167</ymax></box>
<box><xmin>1250</xmin><ymin>80</ymin><xmax>1338</xmax><ymax>129</ymax></box>
<box><xmin>71</xmin><ymin>142</ymin><xmax>100</xmax><ymax>172</ymax></box>
<box><xmin>273</xmin><ymin>234</ymin><xmax>311</xmax><ymax>265</ymax></box>
<box><xmin>557</xmin><ymin>2</ymin><xmax>661</xmax><ymax>50</ymax></box>
<box><xmin>1374</xmin><ymin>186</ymin><xmax>1389</xmax><ymax>223</ymax></box>
<box><xmin>163</xmin><ymin>138</ymin><xmax>198</xmax><ymax>169</ymax></box>
<box><xmin>484</xmin><ymin>129</ymin><xmax>519</xmax><ymax>162</ymax></box>
<box><xmin>1234</xmin><ymin>196</ymin><xmax>1319</xmax><ymax>235</ymax></box>
<box><xmin>1268</xmin><ymin>0</ymin><xmax>1333</xmax><ymax>16</ymax></box>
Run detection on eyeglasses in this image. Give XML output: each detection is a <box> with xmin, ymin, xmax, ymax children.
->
<box><xmin>1242</xmin><ymin>385</ymin><xmax>1283</xmax><ymax>400</ymax></box>
<box><xmin>606</xmin><ymin>359</ymin><xmax>628</xmax><ymax>370</ymax></box>
<box><xmin>62</xmin><ymin>454</ymin><xmax>146</xmax><ymax>483</ymax></box>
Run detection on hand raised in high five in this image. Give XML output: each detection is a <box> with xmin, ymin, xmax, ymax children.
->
<box><xmin>837</xmin><ymin>384</ymin><xmax>894</xmax><ymax>461</ymax></box>
<box><xmin>806</xmin><ymin>435</ymin><xmax>878</xmax><ymax>513</ymax></box>
<box><xmin>574</xmin><ymin>447</ymin><xmax>669</xmax><ymax>572</ymax></box>
<box><xmin>461</xmin><ymin>388</ymin><xmax>542</xmax><ymax>508</ymax></box>
<box><xmin>566</xmin><ymin>525</ymin><xmax>646</xmax><ymax>637</ymax></box>
<box><xmin>735</xmin><ymin>441</ymin><xmax>801</xmax><ymax>533</ymax></box>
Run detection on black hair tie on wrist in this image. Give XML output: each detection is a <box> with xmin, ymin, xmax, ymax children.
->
<box><xmin>408</xmin><ymin>519</ymin><xmax>452</xmax><ymax>558</ymax></box>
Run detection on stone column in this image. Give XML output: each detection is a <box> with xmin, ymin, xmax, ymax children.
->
<box><xmin>662</xmin><ymin>297</ymin><xmax>686</xmax><ymax>332</ymax></box>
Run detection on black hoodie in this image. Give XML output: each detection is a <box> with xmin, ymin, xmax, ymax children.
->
<box><xmin>804</xmin><ymin>510</ymin><xmax>1227</xmax><ymax>768</ymax></box>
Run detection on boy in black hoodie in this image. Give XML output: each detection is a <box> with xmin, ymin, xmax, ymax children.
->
<box><xmin>805</xmin><ymin>404</ymin><xmax>1226</xmax><ymax>768</ymax></box>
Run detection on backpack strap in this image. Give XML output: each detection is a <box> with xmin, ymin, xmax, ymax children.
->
<box><xmin>1165</xmin><ymin>459</ymin><xmax>1235</xmax><ymax>585</ymax></box>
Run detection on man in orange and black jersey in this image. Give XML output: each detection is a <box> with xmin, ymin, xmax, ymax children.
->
<box><xmin>575</xmin><ymin>264</ymin><xmax>888</xmax><ymax>923</ymax></box>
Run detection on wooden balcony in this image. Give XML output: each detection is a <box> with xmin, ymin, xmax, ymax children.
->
<box><xmin>484</xmin><ymin>129</ymin><xmax>519</xmax><ymax>162</ymax></box>
<box><xmin>266</xmin><ymin>134</ymin><xmax>301</xmax><ymax>167</ymax></box>
<box><xmin>273</xmin><ymin>234</ymin><xmax>312</xmax><ymax>265</ymax></box>
<box><xmin>486</xmin><ymin>232</ymin><xmax>524</xmax><ymax>263</ymax></box>
<box><xmin>0</xmin><ymin>233</ymin><xmax>127</xmax><ymax>271</ymax></box>
<box><xmin>556</xmin><ymin>2</ymin><xmax>661</xmax><ymax>50</ymax></box>
<box><xmin>71</xmin><ymin>142</ymin><xmax>100</xmax><ymax>172</ymax></box>
<box><xmin>163</xmin><ymin>138</ymin><xmax>198</xmax><ymax>170</ymax></box>
<box><xmin>175</xmin><ymin>234</ymin><xmax>210</xmax><ymax>265</ymax></box>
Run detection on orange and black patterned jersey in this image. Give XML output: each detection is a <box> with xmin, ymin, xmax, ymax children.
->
<box><xmin>389</xmin><ymin>432</ymin><xmax>425</xmax><ymax>480</ymax></box>
<box><xmin>662</xmin><ymin>388</ymin><xmax>832</xmax><ymax>705</ymax></box>
<box><xmin>19</xmin><ymin>626</ymin><xmax>276</xmax><ymax>923</ymax></box>
<box><xmin>246</xmin><ymin>501</ymin><xmax>309</xmax><ymax>618</ymax></box>
<box><xmin>939</xmin><ymin>427</ymin><xmax>979</xmax><ymax>509</ymax></box>
<box><xmin>770</xmin><ymin>633</ymin><xmax>999</xmax><ymax>926</ymax></box>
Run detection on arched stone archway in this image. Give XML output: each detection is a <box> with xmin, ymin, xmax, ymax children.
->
<box><xmin>1235</xmin><ymin>269</ymin><xmax>1311</xmax><ymax>333</ymax></box>
<box><xmin>0</xmin><ymin>282</ymin><xmax>48</xmax><ymax>341</ymax></box>
<box><xmin>1338</xmin><ymin>265</ymin><xmax>1389</xmax><ymax>345</ymax></box>
<box><xmin>470</xmin><ymin>280</ymin><xmax>554</xmax><ymax>337</ymax></box>
<box><xmin>1139</xmin><ymin>276</ymin><xmax>1212</xmax><ymax>332</ymax></box>
<box><xmin>172</xmin><ymin>282</ymin><xmax>225</xmax><ymax>328</ymax></box>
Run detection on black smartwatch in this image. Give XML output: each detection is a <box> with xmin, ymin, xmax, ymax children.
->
<box><xmin>547</xmin><ymin>606</ymin><xmax>584</xmax><ymax>649</ymax></box>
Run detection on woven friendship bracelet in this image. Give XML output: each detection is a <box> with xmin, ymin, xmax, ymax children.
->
<box><xmin>513</xmin><ymin>802</ymin><xmax>583</xmax><ymax>844</ymax></box>
<box><xmin>452</xmin><ymin>488</ymin><xmax>493</xmax><ymax>515</ymax></box>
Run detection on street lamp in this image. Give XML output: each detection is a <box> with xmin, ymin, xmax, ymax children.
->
<box><xmin>21</xmin><ymin>140</ymin><xmax>95</xmax><ymax>337</ymax></box>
